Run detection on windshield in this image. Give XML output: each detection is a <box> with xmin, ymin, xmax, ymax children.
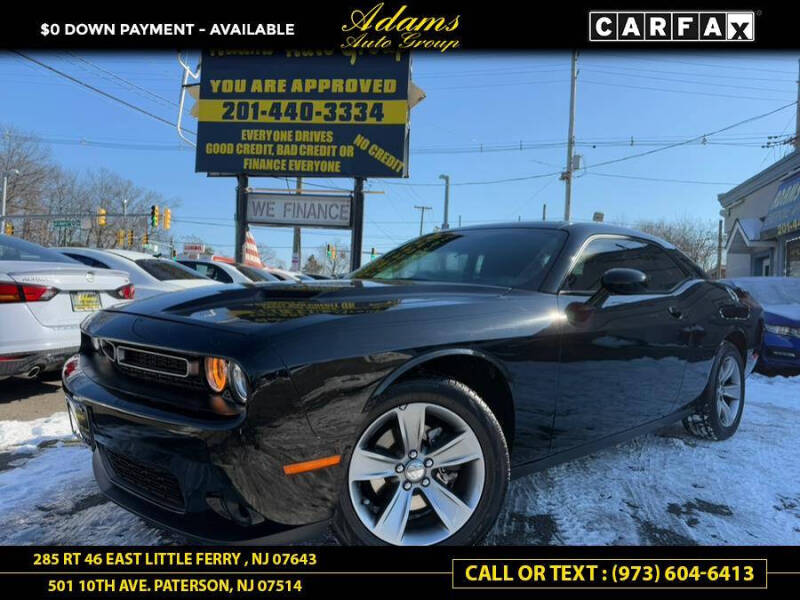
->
<box><xmin>136</xmin><ymin>259</ymin><xmax>208</xmax><ymax>281</ymax></box>
<box><xmin>351</xmin><ymin>228</ymin><xmax>567</xmax><ymax>289</ymax></box>
<box><xmin>235</xmin><ymin>265</ymin><xmax>279</xmax><ymax>282</ymax></box>
<box><xmin>0</xmin><ymin>235</ymin><xmax>79</xmax><ymax>263</ymax></box>
<box><xmin>729</xmin><ymin>278</ymin><xmax>800</xmax><ymax>306</ymax></box>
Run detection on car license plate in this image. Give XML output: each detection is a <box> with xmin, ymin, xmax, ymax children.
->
<box><xmin>70</xmin><ymin>291</ymin><xmax>101</xmax><ymax>312</ymax></box>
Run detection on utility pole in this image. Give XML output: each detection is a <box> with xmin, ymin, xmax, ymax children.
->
<box><xmin>350</xmin><ymin>177</ymin><xmax>366</xmax><ymax>271</ymax></box>
<box><xmin>542</xmin><ymin>203</ymin><xmax>547</xmax><ymax>221</ymax></box>
<box><xmin>292</xmin><ymin>177</ymin><xmax>302</xmax><ymax>270</ymax></box>
<box><xmin>562</xmin><ymin>50</ymin><xmax>579</xmax><ymax>221</ymax></box>
<box><xmin>795</xmin><ymin>58</ymin><xmax>800</xmax><ymax>151</ymax></box>
<box><xmin>1</xmin><ymin>168</ymin><xmax>20</xmax><ymax>234</ymax></box>
<box><xmin>234</xmin><ymin>174</ymin><xmax>248</xmax><ymax>263</ymax></box>
<box><xmin>438</xmin><ymin>174</ymin><xmax>450</xmax><ymax>229</ymax></box>
<box><xmin>414</xmin><ymin>205</ymin><xmax>432</xmax><ymax>237</ymax></box>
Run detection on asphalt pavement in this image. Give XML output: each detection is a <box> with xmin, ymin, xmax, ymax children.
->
<box><xmin>0</xmin><ymin>375</ymin><xmax>65</xmax><ymax>422</ymax></box>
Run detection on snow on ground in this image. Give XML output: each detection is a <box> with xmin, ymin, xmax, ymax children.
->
<box><xmin>0</xmin><ymin>374</ymin><xmax>798</xmax><ymax>546</ymax></box>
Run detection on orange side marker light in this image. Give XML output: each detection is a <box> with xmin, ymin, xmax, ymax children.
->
<box><xmin>283</xmin><ymin>455</ymin><xmax>341</xmax><ymax>475</ymax></box>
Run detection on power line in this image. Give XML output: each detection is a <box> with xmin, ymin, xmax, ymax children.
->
<box><xmin>63</xmin><ymin>51</ymin><xmax>179</xmax><ymax>108</ymax></box>
<box><xmin>587</xmin><ymin>100</ymin><xmax>799</xmax><ymax>170</ymax></box>
<box><xmin>585</xmin><ymin>172</ymin><xmax>738</xmax><ymax>185</ymax></box>
<box><xmin>581</xmin><ymin>78</ymin><xmax>791</xmax><ymax>102</ymax></box>
<box><xmin>9</xmin><ymin>51</ymin><xmax>196</xmax><ymax>135</ymax></box>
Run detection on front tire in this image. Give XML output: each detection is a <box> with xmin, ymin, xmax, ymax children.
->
<box><xmin>333</xmin><ymin>378</ymin><xmax>509</xmax><ymax>546</ymax></box>
<box><xmin>683</xmin><ymin>341</ymin><xmax>745</xmax><ymax>441</ymax></box>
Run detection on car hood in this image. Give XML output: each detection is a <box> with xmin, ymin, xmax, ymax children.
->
<box><xmin>106</xmin><ymin>279</ymin><xmax>512</xmax><ymax>331</ymax></box>
<box><xmin>763</xmin><ymin>304</ymin><xmax>800</xmax><ymax>326</ymax></box>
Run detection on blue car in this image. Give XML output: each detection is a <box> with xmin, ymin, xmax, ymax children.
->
<box><xmin>724</xmin><ymin>277</ymin><xmax>800</xmax><ymax>373</ymax></box>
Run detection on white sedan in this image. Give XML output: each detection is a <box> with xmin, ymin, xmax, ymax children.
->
<box><xmin>57</xmin><ymin>248</ymin><xmax>221</xmax><ymax>299</ymax></box>
<box><xmin>1</xmin><ymin>235</ymin><xmax>132</xmax><ymax>380</ymax></box>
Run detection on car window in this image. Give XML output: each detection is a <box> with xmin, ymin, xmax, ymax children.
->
<box><xmin>563</xmin><ymin>237</ymin><xmax>687</xmax><ymax>293</ymax></box>
<box><xmin>235</xmin><ymin>265</ymin><xmax>278</xmax><ymax>282</ymax></box>
<box><xmin>352</xmin><ymin>228</ymin><xmax>567</xmax><ymax>289</ymax></box>
<box><xmin>64</xmin><ymin>253</ymin><xmax>110</xmax><ymax>269</ymax></box>
<box><xmin>136</xmin><ymin>259</ymin><xmax>207</xmax><ymax>281</ymax></box>
<box><xmin>191</xmin><ymin>262</ymin><xmax>233</xmax><ymax>283</ymax></box>
<box><xmin>0</xmin><ymin>236</ymin><xmax>78</xmax><ymax>263</ymax></box>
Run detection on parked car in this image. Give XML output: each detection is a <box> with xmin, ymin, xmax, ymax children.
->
<box><xmin>57</xmin><ymin>248</ymin><xmax>220</xmax><ymax>299</ymax></box>
<box><xmin>723</xmin><ymin>277</ymin><xmax>799</xmax><ymax>373</ymax></box>
<box><xmin>63</xmin><ymin>222</ymin><xmax>761</xmax><ymax>545</ymax></box>
<box><xmin>177</xmin><ymin>257</ymin><xmax>280</xmax><ymax>284</ymax></box>
<box><xmin>1</xmin><ymin>235</ymin><xmax>132</xmax><ymax>379</ymax></box>
<box><xmin>265</xmin><ymin>267</ymin><xmax>314</xmax><ymax>282</ymax></box>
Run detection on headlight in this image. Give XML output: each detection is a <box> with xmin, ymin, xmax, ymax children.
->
<box><xmin>765</xmin><ymin>324</ymin><xmax>800</xmax><ymax>338</ymax></box>
<box><xmin>204</xmin><ymin>357</ymin><xmax>229</xmax><ymax>392</ymax></box>
<box><xmin>229</xmin><ymin>363</ymin><xmax>248</xmax><ymax>404</ymax></box>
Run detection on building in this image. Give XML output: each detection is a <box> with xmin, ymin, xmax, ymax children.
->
<box><xmin>718</xmin><ymin>150</ymin><xmax>800</xmax><ymax>278</ymax></box>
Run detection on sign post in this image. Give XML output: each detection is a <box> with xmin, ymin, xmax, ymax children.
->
<box><xmin>194</xmin><ymin>50</ymin><xmax>413</xmax><ymax>268</ymax></box>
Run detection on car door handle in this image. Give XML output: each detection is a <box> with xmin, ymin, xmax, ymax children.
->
<box><xmin>667</xmin><ymin>306</ymin><xmax>684</xmax><ymax>319</ymax></box>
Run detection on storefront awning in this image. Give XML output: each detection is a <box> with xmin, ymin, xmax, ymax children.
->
<box><xmin>762</xmin><ymin>171</ymin><xmax>800</xmax><ymax>239</ymax></box>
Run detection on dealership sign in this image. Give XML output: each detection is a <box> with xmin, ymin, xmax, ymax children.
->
<box><xmin>195</xmin><ymin>50</ymin><xmax>411</xmax><ymax>178</ymax></box>
<box><xmin>763</xmin><ymin>172</ymin><xmax>800</xmax><ymax>237</ymax></box>
<box><xmin>590</xmin><ymin>11</ymin><xmax>755</xmax><ymax>42</ymax></box>
<box><xmin>247</xmin><ymin>192</ymin><xmax>353</xmax><ymax>229</ymax></box>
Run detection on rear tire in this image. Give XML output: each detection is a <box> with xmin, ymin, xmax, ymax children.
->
<box><xmin>333</xmin><ymin>378</ymin><xmax>509</xmax><ymax>546</ymax></box>
<box><xmin>683</xmin><ymin>341</ymin><xmax>744</xmax><ymax>441</ymax></box>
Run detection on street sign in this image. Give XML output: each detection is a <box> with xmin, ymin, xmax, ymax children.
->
<box><xmin>52</xmin><ymin>219</ymin><xmax>80</xmax><ymax>229</ymax></box>
<box><xmin>194</xmin><ymin>51</ymin><xmax>411</xmax><ymax>178</ymax></box>
<box><xmin>247</xmin><ymin>192</ymin><xmax>352</xmax><ymax>229</ymax></box>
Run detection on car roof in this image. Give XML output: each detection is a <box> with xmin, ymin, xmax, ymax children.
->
<box><xmin>101</xmin><ymin>248</ymin><xmax>158</xmax><ymax>261</ymax></box>
<box><xmin>451</xmin><ymin>221</ymin><xmax>675</xmax><ymax>249</ymax></box>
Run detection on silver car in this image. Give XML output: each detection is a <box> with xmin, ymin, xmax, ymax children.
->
<box><xmin>1</xmin><ymin>235</ymin><xmax>131</xmax><ymax>379</ymax></box>
<box><xmin>58</xmin><ymin>248</ymin><xmax>221</xmax><ymax>299</ymax></box>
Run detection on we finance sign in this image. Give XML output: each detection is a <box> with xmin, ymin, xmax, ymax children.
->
<box><xmin>247</xmin><ymin>192</ymin><xmax>353</xmax><ymax>229</ymax></box>
<box><xmin>195</xmin><ymin>50</ymin><xmax>411</xmax><ymax>178</ymax></box>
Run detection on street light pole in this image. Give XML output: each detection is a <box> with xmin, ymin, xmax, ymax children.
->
<box><xmin>1</xmin><ymin>168</ymin><xmax>21</xmax><ymax>234</ymax></box>
<box><xmin>438</xmin><ymin>174</ymin><xmax>450</xmax><ymax>229</ymax></box>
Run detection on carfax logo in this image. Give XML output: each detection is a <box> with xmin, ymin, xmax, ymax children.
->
<box><xmin>589</xmin><ymin>11</ymin><xmax>755</xmax><ymax>42</ymax></box>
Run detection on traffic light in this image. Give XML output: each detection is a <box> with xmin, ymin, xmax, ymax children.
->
<box><xmin>150</xmin><ymin>205</ymin><xmax>159</xmax><ymax>228</ymax></box>
<box><xmin>370</xmin><ymin>247</ymin><xmax>376</xmax><ymax>260</ymax></box>
<box><xmin>98</xmin><ymin>208</ymin><xmax>107</xmax><ymax>227</ymax></box>
<box><xmin>127</xmin><ymin>230</ymin><xmax>134</xmax><ymax>247</ymax></box>
<box><xmin>142</xmin><ymin>233</ymin><xmax>149</xmax><ymax>246</ymax></box>
<box><xmin>116</xmin><ymin>230</ymin><xmax>124</xmax><ymax>247</ymax></box>
<box><xmin>326</xmin><ymin>244</ymin><xmax>332</xmax><ymax>259</ymax></box>
<box><xmin>164</xmin><ymin>208</ymin><xmax>172</xmax><ymax>230</ymax></box>
<box><xmin>4</xmin><ymin>222</ymin><xmax>14</xmax><ymax>235</ymax></box>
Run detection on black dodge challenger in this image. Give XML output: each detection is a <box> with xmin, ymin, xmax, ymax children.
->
<box><xmin>63</xmin><ymin>222</ymin><xmax>763</xmax><ymax>546</ymax></box>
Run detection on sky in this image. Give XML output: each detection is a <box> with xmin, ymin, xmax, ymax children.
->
<box><xmin>1</xmin><ymin>50</ymin><xmax>798</xmax><ymax>266</ymax></box>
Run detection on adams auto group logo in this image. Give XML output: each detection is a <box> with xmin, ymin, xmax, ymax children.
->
<box><xmin>589</xmin><ymin>11</ymin><xmax>755</xmax><ymax>42</ymax></box>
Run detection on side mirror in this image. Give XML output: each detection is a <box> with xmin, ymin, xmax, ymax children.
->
<box><xmin>601</xmin><ymin>268</ymin><xmax>648</xmax><ymax>295</ymax></box>
<box><xmin>587</xmin><ymin>268</ymin><xmax>648</xmax><ymax>308</ymax></box>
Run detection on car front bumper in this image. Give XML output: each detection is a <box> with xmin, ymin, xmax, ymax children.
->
<box><xmin>63</xmin><ymin>364</ymin><xmax>334</xmax><ymax>544</ymax></box>
<box><xmin>759</xmin><ymin>332</ymin><xmax>800</xmax><ymax>370</ymax></box>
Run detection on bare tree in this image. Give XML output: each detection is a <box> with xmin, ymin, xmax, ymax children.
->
<box><xmin>635</xmin><ymin>217</ymin><xmax>720</xmax><ymax>272</ymax></box>
<box><xmin>303</xmin><ymin>254</ymin><xmax>323</xmax><ymax>274</ymax></box>
<box><xmin>316</xmin><ymin>241</ymin><xmax>349</xmax><ymax>276</ymax></box>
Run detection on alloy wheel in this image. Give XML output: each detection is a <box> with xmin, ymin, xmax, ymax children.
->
<box><xmin>716</xmin><ymin>355</ymin><xmax>742</xmax><ymax>427</ymax></box>
<box><xmin>348</xmin><ymin>402</ymin><xmax>486</xmax><ymax>545</ymax></box>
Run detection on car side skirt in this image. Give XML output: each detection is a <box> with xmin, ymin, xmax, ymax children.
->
<box><xmin>509</xmin><ymin>407</ymin><xmax>694</xmax><ymax>480</ymax></box>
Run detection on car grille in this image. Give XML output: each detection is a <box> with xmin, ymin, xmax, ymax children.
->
<box><xmin>99</xmin><ymin>342</ymin><xmax>206</xmax><ymax>390</ymax></box>
<box><xmin>103</xmin><ymin>446</ymin><xmax>185</xmax><ymax>511</ymax></box>
<box><xmin>117</xmin><ymin>345</ymin><xmax>189</xmax><ymax>377</ymax></box>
